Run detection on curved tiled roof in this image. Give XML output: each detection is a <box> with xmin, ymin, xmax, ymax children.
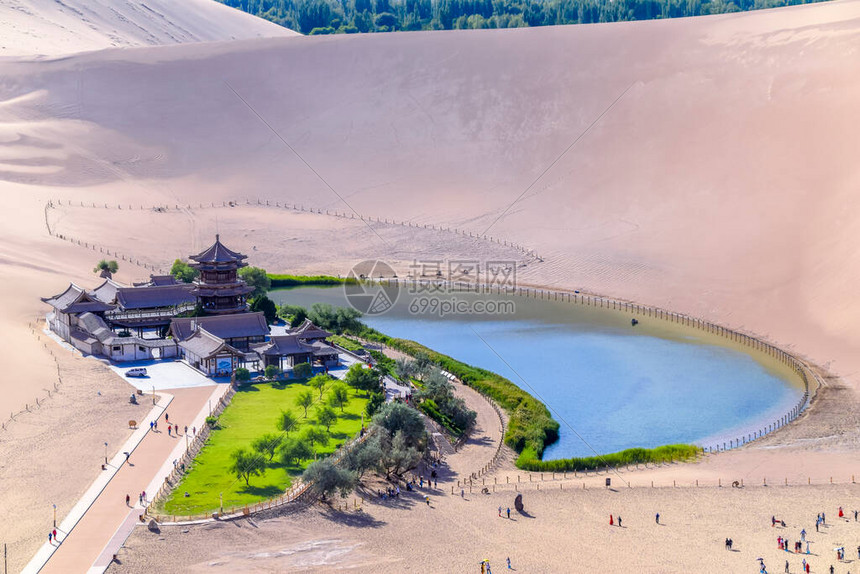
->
<box><xmin>116</xmin><ymin>284</ymin><xmax>195</xmax><ymax>310</ymax></box>
<box><xmin>171</xmin><ymin>312</ymin><xmax>269</xmax><ymax>341</ymax></box>
<box><xmin>189</xmin><ymin>235</ymin><xmax>247</xmax><ymax>264</ymax></box>
<box><xmin>42</xmin><ymin>283</ymin><xmax>115</xmax><ymax>314</ymax></box>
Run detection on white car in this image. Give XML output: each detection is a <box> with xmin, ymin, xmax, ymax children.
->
<box><xmin>126</xmin><ymin>367</ymin><xmax>148</xmax><ymax>378</ymax></box>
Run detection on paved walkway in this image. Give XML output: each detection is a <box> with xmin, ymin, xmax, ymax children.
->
<box><xmin>29</xmin><ymin>384</ymin><xmax>228</xmax><ymax>574</ymax></box>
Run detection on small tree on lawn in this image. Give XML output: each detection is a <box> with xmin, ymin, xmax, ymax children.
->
<box><xmin>277</xmin><ymin>409</ymin><xmax>299</xmax><ymax>435</ymax></box>
<box><xmin>302</xmin><ymin>459</ymin><xmax>357</xmax><ymax>500</ymax></box>
<box><xmin>264</xmin><ymin>364</ymin><xmax>281</xmax><ymax>379</ymax></box>
<box><xmin>296</xmin><ymin>389</ymin><xmax>314</xmax><ymax>418</ymax></box>
<box><xmin>230</xmin><ymin>448</ymin><xmax>265</xmax><ymax>486</ymax></box>
<box><xmin>309</xmin><ymin>374</ymin><xmax>330</xmax><ymax>400</ymax></box>
<box><xmin>235</xmin><ymin>367</ymin><xmax>251</xmax><ymax>382</ymax></box>
<box><xmin>252</xmin><ymin>433</ymin><xmax>283</xmax><ymax>462</ymax></box>
<box><xmin>344</xmin><ymin>363</ymin><xmax>381</xmax><ymax>396</ymax></box>
<box><xmin>303</xmin><ymin>426</ymin><xmax>329</xmax><ymax>450</ymax></box>
<box><xmin>316</xmin><ymin>405</ymin><xmax>337</xmax><ymax>433</ymax></box>
<box><xmin>278</xmin><ymin>436</ymin><xmax>313</xmax><ymax>466</ymax></box>
<box><xmin>328</xmin><ymin>383</ymin><xmax>350</xmax><ymax>413</ymax></box>
<box><xmin>293</xmin><ymin>361</ymin><xmax>313</xmax><ymax>379</ymax></box>
<box><xmin>365</xmin><ymin>391</ymin><xmax>384</xmax><ymax>418</ymax></box>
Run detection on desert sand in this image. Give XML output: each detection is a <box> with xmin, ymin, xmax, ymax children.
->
<box><xmin>1</xmin><ymin>0</ymin><xmax>860</xmax><ymax>571</ymax></box>
<box><xmin>0</xmin><ymin>0</ymin><xmax>296</xmax><ymax>58</ymax></box>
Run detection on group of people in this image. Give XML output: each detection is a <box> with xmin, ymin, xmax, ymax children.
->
<box><xmin>147</xmin><ymin>412</ymin><xmax>195</xmax><ymax>439</ymax></box>
<box><xmin>479</xmin><ymin>557</ymin><xmax>512</xmax><ymax>572</ymax></box>
<box><xmin>47</xmin><ymin>528</ymin><xmax>58</xmax><ymax>545</ymax></box>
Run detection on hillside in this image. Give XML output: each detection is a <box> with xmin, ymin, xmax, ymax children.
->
<box><xmin>0</xmin><ymin>0</ymin><xmax>298</xmax><ymax>58</ymax></box>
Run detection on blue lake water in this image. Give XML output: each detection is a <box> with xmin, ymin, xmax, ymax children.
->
<box><xmin>271</xmin><ymin>286</ymin><xmax>802</xmax><ymax>459</ymax></box>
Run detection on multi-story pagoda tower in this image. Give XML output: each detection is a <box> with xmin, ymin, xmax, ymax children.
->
<box><xmin>189</xmin><ymin>235</ymin><xmax>254</xmax><ymax>315</ymax></box>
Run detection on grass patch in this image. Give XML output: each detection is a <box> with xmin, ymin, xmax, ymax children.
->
<box><xmin>329</xmin><ymin>334</ymin><xmax>364</xmax><ymax>353</ymax></box>
<box><xmin>268</xmin><ymin>274</ymin><xmax>356</xmax><ymax>288</ymax></box>
<box><xmin>516</xmin><ymin>444</ymin><xmax>701</xmax><ymax>472</ymax></box>
<box><xmin>161</xmin><ymin>379</ymin><xmax>368</xmax><ymax>515</ymax></box>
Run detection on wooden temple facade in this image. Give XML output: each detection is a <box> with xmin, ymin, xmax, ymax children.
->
<box><xmin>43</xmin><ymin>236</ymin><xmax>342</xmax><ymax>376</ymax></box>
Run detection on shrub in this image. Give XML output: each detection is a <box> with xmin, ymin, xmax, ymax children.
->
<box><xmin>293</xmin><ymin>362</ymin><xmax>313</xmax><ymax>379</ymax></box>
<box><xmin>235</xmin><ymin>368</ymin><xmax>251</xmax><ymax>382</ymax></box>
<box><xmin>264</xmin><ymin>364</ymin><xmax>281</xmax><ymax>379</ymax></box>
<box><xmin>302</xmin><ymin>459</ymin><xmax>357</xmax><ymax>499</ymax></box>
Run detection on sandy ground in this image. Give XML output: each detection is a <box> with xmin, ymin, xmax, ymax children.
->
<box><xmin>0</xmin><ymin>349</ymin><xmax>147</xmax><ymax>574</ymax></box>
<box><xmin>0</xmin><ymin>0</ymin><xmax>296</xmax><ymax>58</ymax></box>
<box><xmin>0</xmin><ymin>0</ymin><xmax>859</xmax><ymax>571</ymax></box>
<box><xmin>113</xmin><ymin>483</ymin><xmax>860</xmax><ymax>574</ymax></box>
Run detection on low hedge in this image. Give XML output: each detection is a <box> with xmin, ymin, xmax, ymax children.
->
<box><xmin>516</xmin><ymin>443</ymin><xmax>701</xmax><ymax>472</ymax></box>
<box><xmin>268</xmin><ymin>274</ymin><xmax>356</xmax><ymax>288</ymax></box>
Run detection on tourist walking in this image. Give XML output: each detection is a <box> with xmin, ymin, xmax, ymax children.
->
<box><xmin>507</xmin><ymin>557</ymin><xmax>512</xmax><ymax>569</ymax></box>
<box><xmin>618</xmin><ymin>516</ymin><xmax>622</xmax><ymax>527</ymax></box>
<box><xmin>48</xmin><ymin>532</ymin><xmax>52</xmax><ymax>544</ymax></box>
<box><xmin>507</xmin><ymin>507</ymin><xmax>510</xmax><ymax>519</ymax></box>
<box><xmin>610</xmin><ymin>515</ymin><xmax>614</xmax><ymax>526</ymax></box>
<box><xmin>125</xmin><ymin>494</ymin><xmax>130</xmax><ymax>506</ymax></box>
<box><xmin>168</xmin><ymin>425</ymin><xmax>172</xmax><ymax>436</ymax></box>
<box><xmin>656</xmin><ymin>513</ymin><xmax>660</xmax><ymax>524</ymax></box>
<box><xmin>149</xmin><ymin>420</ymin><xmax>154</xmax><ymax>431</ymax></box>
<box><xmin>786</xmin><ymin>560</ymin><xmax>790</xmax><ymax>573</ymax></box>
<box><xmin>801</xmin><ymin>529</ymin><xmax>806</xmax><ymax>541</ymax></box>
<box><xmin>498</xmin><ymin>506</ymin><xmax>502</xmax><ymax>517</ymax></box>
<box><xmin>165</xmin><ymin>412</ymin><xmax>169</xmax><ymax>423</ymax></box>
<box><xmin>184</xmin><ymin>425</ymin><xmax>188</xmax><ymax>435</ymax></box>
<box><xmin>52</xmin><ymin>529</ymin><xmax>56</xmax><ymax>542</ymax></box>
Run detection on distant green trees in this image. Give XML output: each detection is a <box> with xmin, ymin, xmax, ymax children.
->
<box><xmin>218</xmin><ymin>0</ymin><xmax>828</xmax><ymax>35</ymax></box>
<box><xmin>170</xmin><ymin>259</ymin><xmax>198</xmax><ymax>283</ymax></box>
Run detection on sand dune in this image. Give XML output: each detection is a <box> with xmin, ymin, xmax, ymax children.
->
<box><xmin>2</xmin><ymin>2</ymin><xmax>860</xmax><ymax>570</ymax></box>
<box><xmin>0</xmin><ymin>0</ymin><xmax>297</xmax><ymax>58</ymax></box>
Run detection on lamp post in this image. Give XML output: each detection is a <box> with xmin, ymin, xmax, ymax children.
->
<box><xmin>104</xmin><ymin>441</ymin><xmax>108</xmax><ymax>465</ymax></box>
<box><xmin>53</xmin><ymin>504</ymin><xmax>56</xmax><ymax>528</ymax></box>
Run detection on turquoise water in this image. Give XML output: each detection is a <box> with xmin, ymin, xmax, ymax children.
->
<box><xmin>271</xmin><ymin>286</ymin><xmax>802</xmax><ymax>459</ymax></box>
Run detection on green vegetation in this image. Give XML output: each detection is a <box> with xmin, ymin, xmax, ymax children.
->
<box><xmin>219</xmin><ymin>0</ymin><xmax>829</xmax><ymax>36</ymax></box>
<box><xmin>268</xmin><ymin>274</ymin><xmax>354</xmax><ymax>288</ymax></box>
<box><xmin>344</xmin><ymin>362</ymin><xmax>383</xmax><ymax>395</ymax></box>
<box><xmin>161</xmin><ymin>379</ymin><xmax>369</xmax><ymax>515</ymax></box>
<box><xmin>93</xmin><ymin>259</ymin><xmax>118</xmax><ymax>276</ymax></box>
<box><xmin>329</xmin><ymin>334</ymin><xmax>364</xmax><ymax>352</ymax></box>
<box><xmin>239</xmin><ymin>266</ymin><xmax>272</xmax><ymax>298</ymax></box>
<box><xmin>516</xmin><ymin>444</ymin><xmax>701</xmax><ymax>472</ymax></box>
<box><xmin>170</xmin><ymin>259</ymin><xmax>198</xmax><ymax>283</ymax></box>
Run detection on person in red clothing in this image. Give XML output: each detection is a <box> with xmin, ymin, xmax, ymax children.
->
<box><xmin>609</xmin><ymin>515</ymin><xmax>614</xmax><ymax>526</ymax></box>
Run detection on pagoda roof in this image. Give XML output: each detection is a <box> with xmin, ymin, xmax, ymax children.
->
<box><xmin>116</xmin><ymin>284</ymin><xmax>195</xmax><ymax>310</ymax></box>
<box><xmin>290</xmin><ymin>319</ymin><xmax>333</xmax><ymax>340</ymax></box>
<box><xmin>42</xmin><ymin>283</ymin><xmax>115</xmax><ymax>314</ymax></box>
<box><xmin>189</xmin><ymin>235</ymin><xmax>248</xmax><ymax>264</ymax></box>
<box><xmin>171</xmin><ymin>312</ymin><xmax>269</xmax><ymax>342</ymax></box>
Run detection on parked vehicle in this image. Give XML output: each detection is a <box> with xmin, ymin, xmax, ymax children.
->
<box><xmin>126</xmin><ymin>367</ymin><xmax>148</xmax><ymax>378</ymax></box>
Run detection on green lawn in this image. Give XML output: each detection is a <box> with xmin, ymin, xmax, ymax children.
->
<box><xmin>162</xmin><ymin>378</ymin><xmax>368</xmax><ymax>515</ymax></box>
